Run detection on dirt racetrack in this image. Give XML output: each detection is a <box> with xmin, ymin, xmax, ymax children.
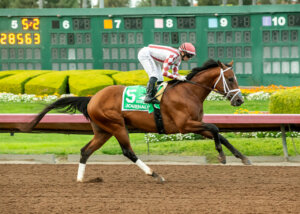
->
<box><xmin>0</xmin><ymin>164</ymin><xmax>299</xmax><ymax>214</ymax></box>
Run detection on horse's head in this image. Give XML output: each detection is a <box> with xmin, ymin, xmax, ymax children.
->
<box><xmin>214</xmin><ymin>60</ymin><xmax>244</xmax><ymax>106</ymax></box>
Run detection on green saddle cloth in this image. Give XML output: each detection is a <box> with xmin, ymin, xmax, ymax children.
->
<box><xmin>122</xmin><ymin>85</ymin><xmax>160</xmax><ymax>113</ymax></box>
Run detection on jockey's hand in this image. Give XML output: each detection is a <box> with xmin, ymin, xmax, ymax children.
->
<box><xmin>176</xmin><ymin>75</ymin><xmax>186</xmax><ymax>81</ymax></box>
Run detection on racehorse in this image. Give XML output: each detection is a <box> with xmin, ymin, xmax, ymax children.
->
<box><xmin>23</xmin><ymin>59</ymin><xmax>251</xmax><ymax>183</ymax></box>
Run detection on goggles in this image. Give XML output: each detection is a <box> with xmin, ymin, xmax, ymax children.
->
<box><xmin>185</xmin><ymin>53</ymin><xmax>194</xmax><ymax>58</ymax></box>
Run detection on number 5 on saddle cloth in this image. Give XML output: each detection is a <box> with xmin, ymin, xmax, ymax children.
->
<box><xmin>122</xmin><ymin>83</ymin><xmax>168</xmax><ymax>134</ymax></box>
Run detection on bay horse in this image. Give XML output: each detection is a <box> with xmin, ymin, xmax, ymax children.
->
<box><xmin>24</xmin><ymin>59</ymin><xmax>251</xmax><ymax>183</ymax></box>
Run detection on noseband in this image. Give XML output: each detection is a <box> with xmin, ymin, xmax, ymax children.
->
<box><xmin>213</xmin><ymin>67</ymin><xmax>241</xmax><ymax>102</ymax></box>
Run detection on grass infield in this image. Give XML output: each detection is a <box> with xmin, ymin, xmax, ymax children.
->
<box><xmin>0</xmin><ymin>100</ymin><xmax>299</xmax><ymax>159</ymax></box>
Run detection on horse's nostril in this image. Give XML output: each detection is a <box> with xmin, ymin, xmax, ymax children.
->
<box><xmin>236</xmin><ymin>99</ymin><xmax>244</xmax><ymax>105</ymax></box>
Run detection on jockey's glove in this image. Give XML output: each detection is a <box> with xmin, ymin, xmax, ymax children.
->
<box><xmin>176</xmin><ymin>75</ymin><xmax>186</xmax><ymax>81</ymax></box>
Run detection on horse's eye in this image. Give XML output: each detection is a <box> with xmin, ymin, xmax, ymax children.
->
<box><xmin>228</xmin><ymin>77</ymin><xmax>234</xmax><ymax>82</ymax></box>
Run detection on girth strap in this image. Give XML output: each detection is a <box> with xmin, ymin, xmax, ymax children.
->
<box><xmin>153</xmin><ymin>105</ymin><xmax>165</xmax><ymax>134</ymax></box>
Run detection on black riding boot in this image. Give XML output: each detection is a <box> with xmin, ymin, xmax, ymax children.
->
<box><xmin>144</xmin><ymin>77</ymin><xmax>160</xmax><ymax>104</ymax></box>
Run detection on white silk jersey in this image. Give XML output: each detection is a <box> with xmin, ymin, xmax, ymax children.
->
<box><xmin>138</xmin><ymin>45</ymin><xmax>181</xmax><ymax>81</ymax></box>
<box><xmin>146</xmin><ymin>44</ymin><xmax>181</xmax><ymax>79</ymax></box>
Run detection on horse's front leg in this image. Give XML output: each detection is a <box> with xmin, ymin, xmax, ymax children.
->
<box><xmin>183</xmin><ymin>121</ymin><xmax>226</xmax><ymax>164</ymax></box>
<box><xmin>218</xmin><ymin>134</ymin><xmax>252</xmax><ymax>165</ymax></box>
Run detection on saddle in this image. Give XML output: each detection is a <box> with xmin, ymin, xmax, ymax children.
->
<box><xmin>154</xmin><ymin>82</ymin><xmax>168</xmax><ymax>102</ymax></box>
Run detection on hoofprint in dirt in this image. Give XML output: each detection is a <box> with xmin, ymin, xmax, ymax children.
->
<box><xmin>0</xmin><ymin>164</ymin><xmax>299</xmax><ymax>214</ymax></box>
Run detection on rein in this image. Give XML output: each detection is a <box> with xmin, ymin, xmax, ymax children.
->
<box><xmin>152</xmin><ymin>76</ymin><xmax>223</xmax><ymax>101</ymax></box>
<box><xmin>184</xmin><ymin>79</ymin><xmax>225</xmax><ymax>95</ymax></box>
<box><xmin>179</xmin><ymin>67</ymin><xmax>235</xmax><ymax>97</ymax></box>
<box><xmin>153</xmin><ymin>66</ymin><xmax>241</xmax><ymax>102</ymax></box>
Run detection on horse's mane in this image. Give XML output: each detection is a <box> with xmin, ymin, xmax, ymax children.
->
<box><xmin>186</xmin><ymin>59</ymin><xmax>219</xmax><ymax>80</ymax></box>
<box><xmin>168</xmin><ymin>59</ymin><xmax>219</xmax><ymax>84</ymax></box>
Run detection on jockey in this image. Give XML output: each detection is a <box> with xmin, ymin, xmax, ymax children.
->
<box><xmin>138</xmin><ymin>42</ymin><xmax>196</xmax><ymax>104</ymax></box>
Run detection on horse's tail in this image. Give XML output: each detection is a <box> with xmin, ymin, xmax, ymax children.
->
<box><xmin>22</xmin><ymin>96</ymin><xmax>91</xmax><ymax>132</ymax></box>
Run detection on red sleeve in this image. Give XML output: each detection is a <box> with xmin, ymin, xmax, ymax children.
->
<box><xmin>162</xmin><ymin>55</ymin><xmax>179</xmax><ymax>79</ymax></box>
<box><xmin>172</xmin><ymin>63</ymin><xmax>180</xmax><ymax>76</ymax></box>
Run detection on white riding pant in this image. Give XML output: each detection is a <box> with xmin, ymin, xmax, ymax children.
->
<box><xmin>138</xmin><ymin>47</ymin><xmax>164</xmax><ymax>82</ymax></box>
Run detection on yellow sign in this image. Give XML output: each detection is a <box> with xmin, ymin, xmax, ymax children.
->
<box><xmin>104</xmin><ymin>19</ymin><xmax>113</xmax><ymax>29</ymax></box>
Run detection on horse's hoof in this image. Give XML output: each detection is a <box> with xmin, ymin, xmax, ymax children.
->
<box><xmin>242</xmin><ymin>158</ymin><xmax>252</xmax><ymax>165</ymax></box>
<box><xmin>218</xmin><ymin>155</ymin><xmax>226</xmax><ymax>164</ymax></box>
<box><xmin>152</xmin><ymin>172</ymin><xmax>165</xmax><ymax>184</ymax></box>
<box><xmin>156</xmin><ymin>176</ymin><xmax>165</xmax><ymax>184</ymax></box>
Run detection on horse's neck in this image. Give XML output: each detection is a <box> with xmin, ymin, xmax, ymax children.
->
<box><xmin>189</xmin><ymin>69</ymin><xmax>219</xmax><ymax>102</ymax></box>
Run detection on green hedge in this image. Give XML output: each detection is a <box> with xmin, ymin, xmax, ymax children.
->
<box><xmin>112</xmin><ymin>70</ymin><xmax>149</xmax><ymax>86</ymax></box>
<box><xmin>112</xmin><ymin>69</ymin><xmax>190</xmax><ymax>86</ymax></box>
<box><xmin>0</xmin><ymin>70</ymin><xmax>49</xmax><ymax>94</ymax></box>
<box><xmin>25</xmin><ymin>72</ymin><xmax>68</xmax><ymax>95</ymax></box>
<box><xmin>0</xmin><ymin>69</ymin><xmax>190</xmax><ymax>95</ymax></box>
<box><xmin>69</xmin><ymin>71</ymin><xmax>114</xmax><ymax>96</ymax></box>
<box><xmin>81</xmin><ymin>69</ymin><xmax>119</xmax><ymax>77</ymax></box>
<box><xmin>269</xmin><ymin>88</ymin><xmax>300</xmax><ymax>113</ymax></box>
<box><xmin>24</xmin><ymin>70</ymin><xmax>119</xmax><ymax>95</ymax></box>
<box><xmin>0</xmin><ymin>71</ymin><xmax>22</xmax><ymax>80</ymax></box>
<box><xmin>179</xmin><ymin>70</ymin><xmax>190</xmax><ymax>76</ymax></box>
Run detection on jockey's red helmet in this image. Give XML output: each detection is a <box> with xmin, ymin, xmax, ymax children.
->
<box><xmin>179</xmin><ymin>42</ymin><xmax>196</xmax><ymax>56</ymax></box>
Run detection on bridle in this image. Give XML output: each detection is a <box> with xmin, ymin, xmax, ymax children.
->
<box><xmin>185</xmin><ymin>67</ymin><xmax>241</xmax><ymax>102</ymax></box>
<box><xmin>212</xmin><ymin>67</ymin><xmax>242</xmax><ymax>102</ymax></box>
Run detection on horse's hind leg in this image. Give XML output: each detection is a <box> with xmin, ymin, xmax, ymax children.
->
<box><xmin>77</xmin><ymin>122</ymin><xmax>112</xmax><ymax>182</ymax></box>
<box><xmin>218</xmin><ymin>134</ymin><xmax>252</xmax><ymax>165</ymax></box>
<box><xmin>115</xmin><ymin>128</ymin><xmax>165</xmax><ymax>183</ymax></box>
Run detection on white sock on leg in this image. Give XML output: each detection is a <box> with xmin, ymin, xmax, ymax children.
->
<box><xmin>77</xmin><ymin>163</ymin><xmax>86</xmax><ymax>182</ymax></box>
<box><xmin>136</xmin><ymin>159</ymin><xmax>152</xmax><ymax>175</ymax></box>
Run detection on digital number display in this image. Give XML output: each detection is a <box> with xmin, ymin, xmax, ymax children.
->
<box><xmin>67</xmin><ymin>33</ymin><xmax>75</xmax><ymax>44</ymax></box>
<box><xmin>124</xmin><ymin>18</ymin><xmax>142</xmax><ymax>29</ymax></box>
<box><xmin>177</xmin><ymin>17</ymin><xmax>195</xmax><ymax>29</ymax></box>
<box><xmin>52</xmin><ymin>20</ymin><xmax>60</xmax><ymax>29</ymax></box>
<box><xmin>288</xmin><ymin>14</ymin><xmax>300</xmax><ymax>26</ymax></box>
<box><xmin>0</xmin><ymin>33</ymin><xmax>40</xmax><ymax>45</ymax></box>
<box><xmin>73</xmin><ymin>18</ymin><xmax>90</xmax><ymax>30</ymax></box>
<box><xmin>231</xmin><ymin>16</ymin><xmax>250</xmax><ymax>28</ymax></box>
<box><xmin>21</xmin><ymin>18</ymin><xmax>40</xmax><ymax>30</ymax></box>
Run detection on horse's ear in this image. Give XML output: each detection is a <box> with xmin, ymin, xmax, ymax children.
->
<box><xmin>228</xmin><ymin>60</ymin><xmax>234</xmax><ymax>67</ymax></box>
<box><xmin>217</xmin><ymin>60</ymin><xmax>225</xmax><ymax>69</ymax></box>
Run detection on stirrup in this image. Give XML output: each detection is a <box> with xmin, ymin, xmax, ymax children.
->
<box><xmin>149</xmin><ymin>98</ymin><xmax>160</xmax><ymax>104</ymax></box>
<box><xmin>150</xmin><ymin>98</ymin><xmax>160</xmax><ymax>104</ymax></box>
<box><xmin>144</xmin><ymin>96</ymin><xmax>160</xmax><ymax>104</ymax></box>
<box><xmin>144</xmin><ymin>95</ymin><xmax>153</xmax><ymax>103</ymax></box>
